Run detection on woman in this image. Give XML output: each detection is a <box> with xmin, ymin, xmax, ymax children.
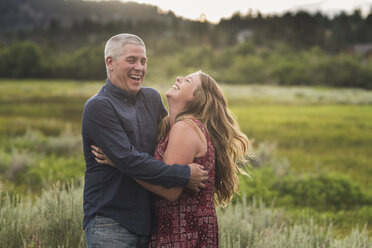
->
<box><xmin>92</xmin><ymin>71</ymin><xmax>249</xmax><ymax>247</ymax></box>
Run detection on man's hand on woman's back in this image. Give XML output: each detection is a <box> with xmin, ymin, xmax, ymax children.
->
<box><xmin>187</xmin><ymin>163</ymin><xmax>208</xmax><ymax>192</ymax></box>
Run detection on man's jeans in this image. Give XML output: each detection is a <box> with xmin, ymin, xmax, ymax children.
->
<box><xmin>85</xmin><ymin>215</ymin><xmax>149</xmax><ymax>248</ymax></box>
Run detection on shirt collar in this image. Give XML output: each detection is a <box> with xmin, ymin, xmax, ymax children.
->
<box><xmin>105</xmin><ymin>78</ymin><xmax>142</xmax><ymax>104</ymax></box>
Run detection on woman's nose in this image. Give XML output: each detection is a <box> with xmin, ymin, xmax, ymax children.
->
<box><xmin>176</xmin><ymin>77</ymin><xmax>183</xmax><ymax>83</ymax></box>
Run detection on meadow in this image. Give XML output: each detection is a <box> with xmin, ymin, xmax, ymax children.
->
<box><xmin>0</xmin><ymin>79</ymin><xmax>371</xmax><ymax>247</ymax></box>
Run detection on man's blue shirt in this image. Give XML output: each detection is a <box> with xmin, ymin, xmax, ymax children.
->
<box><xmin>81</xmin><ymin>79</ymin><xmax>190</xmax><ymax>235</ymax></box>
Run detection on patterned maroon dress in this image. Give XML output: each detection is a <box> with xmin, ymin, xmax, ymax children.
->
<box><xmin>149</xmin><ymin>118</ymin><xmax>218</xmax><ymax>248</ymax></box>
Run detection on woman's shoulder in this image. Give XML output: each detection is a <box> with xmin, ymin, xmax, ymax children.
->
<box><xmin>174</xmin><ymin>117</ymin><xmax>202</xmax><ymax>131</ymax></box>
<box><xmin>171</xmin><ymin>119</ymin><xmax>195</xmax><ymax>132</ymax></box>
<box><xmin>170</xmin><ymin>118</ymin><xmax>208</xmax><ymax>158</ymax></box>
<box><xmin>178</xmin><ymin>117</ymin><xmax>207</xmax><ymax>136</ymax></box>
<box><xmin>177</xmin><ymin>116</ymin><xmax>202</xmax><ymax>126</ymax></box>
<box><xmin>173</xmin><ymin>117</ymin><xmax>207</xmax><ymax>145</ymax></box>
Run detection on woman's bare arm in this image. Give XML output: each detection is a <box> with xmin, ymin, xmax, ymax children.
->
<box><xmin>134</xmin><ymin>120</ymin><xmax>207</xmax><ymax>201</ymax></box>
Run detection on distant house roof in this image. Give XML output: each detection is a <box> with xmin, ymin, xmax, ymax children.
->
<box><xmin>350</xmin><ymin>44</ymin><xmax>372</xmax><ymax>57</ymax></box>
<box><xmin>237</xmin><ymin>29</ymin><xmax>254</xmax><ymax>43</ymax></box>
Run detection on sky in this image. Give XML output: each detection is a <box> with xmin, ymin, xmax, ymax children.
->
<box><xmin>121</xmin><ymin>0</ymin><xmax>372</xmax><ymax>23</ymax></box>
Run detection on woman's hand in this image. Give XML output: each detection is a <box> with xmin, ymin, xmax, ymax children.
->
<box><xmin>91</xmin><ymin>145</ymin><xmax>115</xmax><ymax>167</ymax></box>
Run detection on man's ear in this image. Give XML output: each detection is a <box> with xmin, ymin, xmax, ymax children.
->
<box><xmin>105</xmin><ymin>56</ymin><xmax>114</xmax><ymax>71</ymax></box>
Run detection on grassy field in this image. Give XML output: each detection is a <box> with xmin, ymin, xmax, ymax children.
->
<box><xmin>2</xmin><ymin>79</ymin><xmax>370</xmax><ymax>186</ymax></box>
<box><xmin>0</xmin><ymin>79</ymin><xmax>371</xmax><ymax>246</ymax></box>
<box><xmin>234</xmin><ymin>104</ymin><xmax>372</xmax><ymax>188</ymax></box>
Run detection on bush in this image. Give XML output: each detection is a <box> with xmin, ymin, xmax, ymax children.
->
<box><xmin>1</xmin><ymin>40</ymin><xmax>372</xmax><ymax>89</ymax></box>
<box><xmin>219</xmin><ymin>199</ymin><xmax>372</xmax><ymax>248</ymax></box>
<box><xmin>279</xmin><ymin>174</ymin><xmax>370</xmax><ymax>211</ymax></box>
<box><xmin>221</xmin><ymin>55</ymin><xmax>268</xmax><ymax>84</ymax></box>
<box><xmin>9</xmin><ymin>129</ymin><xmax>81</xmax><ymax>156</ymax></box>
<box><xmin>236</xmin><ymin>168</ymin><xmax>278</xmax><ymax>205</ymax></box>
<box><xmin>237</xmin><ymin>144</ymin><xmax>371</xmax><ymax>212</ymax></box>
<box><xmin>0</xmin><ymin>182</ymin><xmax>85</xmax><ymax>248</ymax></box>
<box><xmin>60</xmin><ymin>45</ymin><xmax>106</xmax><ymax>80</ymax></box>
<box><xmin>177</xmin><ymin>45</ymin><xmax>214</xmax><ymax>69</ymax></box>
<box><xmin>0</xmin><ymin>129</ymin><xmax>84</xmax><ymax>193</ymax></box>
<box><xmin>0</xmin><ymin>41</ymin><xmax>47</xmax><ymax>78</ymax></box>
<box><xmin>271</xmin><ymin>59</ymin><xmax>311</xmax><ymax>85</ymax></box>
<box><xmin>0</xmin><ymin>182</ymin><xmax>370</xmax><ymax>248</ymax></box>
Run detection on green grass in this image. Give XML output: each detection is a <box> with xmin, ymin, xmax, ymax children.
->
<box><xmin>2</xmin><ymin>80</ymin><xmax>371</xmax><ymax>188</ymax></box>
<box><xmin>0</xmin><ymin>79</ymin><xmax>371</xmax><ymax>190</ymax></box>
<box><xmin>233</xmin><ymin>105</ymin><xmax>372</xmax><ymax>188</ymax></box>
<box><xmin>0</xmin><ymin>79</ymin><xmax>371</xmax><ymax>243</ymax></box>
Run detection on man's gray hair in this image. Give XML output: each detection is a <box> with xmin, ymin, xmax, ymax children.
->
<box><xmin>104</xmin><ymin>33</ymin><xmax>146</xmax><ymax>60</ymax></box>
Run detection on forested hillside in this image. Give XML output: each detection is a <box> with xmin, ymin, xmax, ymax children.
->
<box><xmin>1</xmin><ymin>0</ymin><xmax>372</xmax><ymax>88</ymax></box>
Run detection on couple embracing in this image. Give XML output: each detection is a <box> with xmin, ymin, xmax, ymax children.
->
<box><xmin>82</xmin><ymin>33</ymin><xmax>249</xmax><ymax>248</ymax></box>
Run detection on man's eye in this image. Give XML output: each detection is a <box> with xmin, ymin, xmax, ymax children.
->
<box><xmin>127</xmin><ymin>59</ymin><xmax>135</xmax><ymax>64</ymax></box>
<box><xmin>141</xmin><ymin>59</ymin><xmax>147</xmax><ymax>65</ymax></box>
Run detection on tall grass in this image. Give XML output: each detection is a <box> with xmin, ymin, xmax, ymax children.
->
<box><xmin>0</xmin><ymin>182</ymin><xmax>370</xmax><ymax>248</ymax></box>
<box><xmin>218</xmin><ymin>199</ymin><xmax>371</xmax><ymax>248</ymax></box>
<box><xmin>0</xmin><ymin>182</ymin><xmax>85</xmax><ymax>247</ymax></box>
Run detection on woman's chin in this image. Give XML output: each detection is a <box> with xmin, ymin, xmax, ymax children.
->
<box><xmin>165</xmin><ymin>89</ymin><xmax>177</xmax><ymax>98</ymax></box>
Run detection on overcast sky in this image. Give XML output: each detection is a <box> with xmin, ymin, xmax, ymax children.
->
<box><xmin>121</xmin><ymin>0</ymin><xmax>372</xmax><ymax>23</ymax></box>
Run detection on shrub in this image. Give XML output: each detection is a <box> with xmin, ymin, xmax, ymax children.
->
<box><xmin>0</xmin><ymin>181</ymin><xmax>85</xmax><ymax>247</ymax></box>
<box><xmin>0</xmin><ymin>41</ymin><xmax>47</xmax><ymax>78</ymax></box>
<box><xmin>221</xmin><ymin>55</ymin><xmax>268</xmax><ymax>84</ymax></box>
<box><xmin>0</xmin><ymin>182</ymin><xmax>370</xmax><ymax>248</ymax></box>
<box><xmin>0</xmin><ymin>150</ymin><xmax>11</xmax><ymax>174</ymax></box>
<box><xmin>177</xmin><ymin>45</ymin><xmax>214</xmax><ymax>69</ymax></box>
<box><xmin>218</xmin><ymin>199</ymin><xmax>371</xmax><ymax>248</ymax></box>
<box><xmin>4</xmin><ymin>149</ymin><xmax>35</xmax><ymax>184</ymax></box>
<box><xmin>279</xmin><ymin>174</ymin><xmax>370</xmax><ymax>211</ymax></box>
<box><xmin>60</xmin><ymin>45</ymin><xmax>106</xmax><ymax>80</ymax></box>
<box><xmin>236</xmin><ymin>168</ymin><xmax>278</xmax><ymax>205</ymax></box>
<box><xmin>315</xmin><ymin>54</ymin><xmax>372</xmax><ymax>88</ymax></box>
<box><xmin>10</xmin><ymin>129</ymin><xmax>81</xmax><ymax>156</ymax></box>
<box><xmin>271</xmin><ymin>58</ymin><xmax>311</xmax><ymax>85</ymax></box>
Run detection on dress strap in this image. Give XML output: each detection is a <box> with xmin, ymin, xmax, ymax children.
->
<box><xmin>188</xmin><ymin>118</ymin><xmax>211</xmax><ymax>143</ymax></box>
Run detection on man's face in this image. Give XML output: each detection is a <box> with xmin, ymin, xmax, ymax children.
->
<box><xmin>107</xmin><ymin>43</ymin><xmax>147</xmax><ymax>94</ymax></box>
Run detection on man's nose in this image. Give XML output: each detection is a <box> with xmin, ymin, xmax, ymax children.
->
<box><xmin>134</xmin><ymin>61</ymin><xmax>144</xmax><ymax>70</ymax></box>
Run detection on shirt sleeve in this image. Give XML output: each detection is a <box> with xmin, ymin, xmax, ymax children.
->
<box><xmin>82</xmin><ymin>98</ymin><xmax>190</xmax><ymax>188</ymax></box>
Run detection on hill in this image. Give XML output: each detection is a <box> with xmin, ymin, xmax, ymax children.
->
<box><xmin>0</xmin><ymin>0</ymin><xmax>178</xmax><ymax>32</ymax></box>
<box><xmin>1</xmin><ymin>0</ymin><xmax>371</xmax><ymax>51</ymax></box>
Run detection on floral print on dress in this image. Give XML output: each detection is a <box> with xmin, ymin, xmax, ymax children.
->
<box><xmin>149</xmin><ymin>118</ymin><xmax>218</xmax><ymax>248</ymax></box>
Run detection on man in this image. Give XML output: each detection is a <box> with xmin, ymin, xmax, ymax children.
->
<box><xmin>82</xmin><ymin>33</ymin><xmax>208</xmax><ymax>247</ymax></box>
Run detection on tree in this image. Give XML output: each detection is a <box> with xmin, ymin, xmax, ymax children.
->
<box><xmin>0</xmin><ymin>41</ymin><xmax>46</xmax><ymax>78</ymax></box>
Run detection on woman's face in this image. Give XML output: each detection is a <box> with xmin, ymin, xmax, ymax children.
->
<box><xmin>166</xmin><ymin>72</ymin><xmax>201</xmax><ymax>106</ymax></box>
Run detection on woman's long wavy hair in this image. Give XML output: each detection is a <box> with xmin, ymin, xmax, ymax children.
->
<box><xmin>158</xmin><ymin>71</ymin><xmax>250</xmax><ymax>206</ymax></box>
